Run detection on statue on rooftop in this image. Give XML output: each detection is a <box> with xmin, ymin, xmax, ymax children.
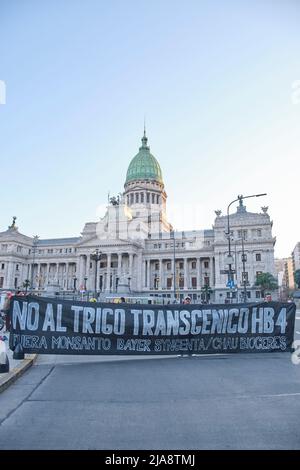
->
<box><xmin>8</xmin><ymin>216</ymin><xmax>17</xmax><ymax>230</ymax></box>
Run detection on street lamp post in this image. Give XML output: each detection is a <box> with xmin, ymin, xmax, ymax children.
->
<box><xmin>170</xmin><ymin>230</ymin><xmax>176</xmax><ymax>301</ymax></box>
<box><xmin>30</xmin><ymin>235</ymin><xmax>39</xmax><ymax>292</ymax></box>
<box><xmin>240</xmin><ymin>235</ymin><xmax>248</xmax><ymax>303</ymax></box>
<box><xmin>234</xmin><ymin>236</ymin><xmax>247</xmax><ymax>302</ymax></box>
<box><xmin>234</xmin><ymin>242</ymin><xmax>238</xmax><ymax>302</ymax></box>
<box><xmin>91</xmin><ymin>248</ymin><xmax>102</xmax><ymax>298</ymax></box>
<box><xmin>84</xmin><ymin>276</ymin><xmax>88</xmax><ymax>291</ymax></box>
<box><xmin>226</xmin><ymin>193</ymin><xmax>266</xmax><ymax>302</ymax></box>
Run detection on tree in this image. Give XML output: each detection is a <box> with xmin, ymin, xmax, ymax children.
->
<box><xmin>255</xmin><ymin>272</ymin><xmax>278</xmax><ymax>298</ymax></box>
<box><xmin>294</xmin><ymin>269</ymin><xmax>300</xmax><ymax>289</ymax></box>
<box><xmin>22</xmin><ymin>279</ymin><xmax>30</xmax><ymax>294</ymax></box>
<box><xmin>109</xmin><ymin>195</ymin><xmax>121</xmax><ymax>206</ymax></box>
<box><xmin>201</xmin><ymin>285</ymin><xmax>213</xmax><ymax>304</ymax></box>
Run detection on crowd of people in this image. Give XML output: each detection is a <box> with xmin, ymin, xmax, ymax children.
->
<box><xmin>87</xmin><ymin>295</ymin><xmax>203</xmax><ymax>305</ymax></box>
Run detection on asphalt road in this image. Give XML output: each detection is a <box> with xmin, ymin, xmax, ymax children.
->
<box><xmin>0</xmin><ymin>316</ymin><xmax>300</xmax><ymax>450</ymax></box>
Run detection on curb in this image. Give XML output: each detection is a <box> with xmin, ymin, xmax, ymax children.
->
<box><xmin>0</xmin><ymin>354</ymin><xmax>38</xmax><ymax>393</ymax></box>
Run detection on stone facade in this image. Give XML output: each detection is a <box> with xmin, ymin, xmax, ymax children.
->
<box><xmin>292</xmin><ymin>242</ymin><xmax>300</xmax><ymax>274</ymax></box>
<box><xmin>275</xmin><ymin>257</ymin><xmax>295</xmax><ymax>293</ymax></box>
<box><xmin>0</xmin><ymin>133</ymin><xmax>277</xmax><ymax>303</ymax></box>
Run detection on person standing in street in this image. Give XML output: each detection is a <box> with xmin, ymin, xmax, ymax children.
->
<box><xmin>1</xmin><ymin>292</ymin><xmax>13</xmax><ymax>331</ymax></box>
<box><xmin>183</xmin><ymin>296</ymin><xmax>191</xmax><ymax>305</ymax></box>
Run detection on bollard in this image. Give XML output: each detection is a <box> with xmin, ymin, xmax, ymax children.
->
<box><xmin>13</xmin><ymin>343</ymin><xmax>25</xmax><ymax>360</ymax></box>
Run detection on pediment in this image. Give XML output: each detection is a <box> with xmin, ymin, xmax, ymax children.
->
<box><xmin>77</xmin><ymin>234</ymin><xmax>144</xmax><ymax>251</ymax></box>
<box><xmin>0</xmin><ymin>229</ymin><xmax>33</xmax><ymax>245</ymax></box>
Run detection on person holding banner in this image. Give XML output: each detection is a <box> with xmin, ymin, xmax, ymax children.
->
<box><xmin>179</xmin><ymin>296</ymin><xmax>195</xmax><ymax>357</ymax></box>
<box><xmin>1</xmin><ymin>292</ymin><xmax>13</xmax><ymax>330</ymax></box>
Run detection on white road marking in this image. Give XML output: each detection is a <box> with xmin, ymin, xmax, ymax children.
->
<box><xmin>259</xmin><ymin>392</ymin><xmax>300</xmax><ymax>398</ymax></box>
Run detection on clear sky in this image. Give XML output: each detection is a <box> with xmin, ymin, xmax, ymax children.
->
<box><xmin>0</xmin><ymin>0</ymin><xmax>299</xmax><ymax>258</ymax></box>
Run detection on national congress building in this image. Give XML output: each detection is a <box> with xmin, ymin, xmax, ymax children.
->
<box><xmin>0</xmin><ymin>131</ymin><xmax>277</xmax><ymax>302</ymax></box>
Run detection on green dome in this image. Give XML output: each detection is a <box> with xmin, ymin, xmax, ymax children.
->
<box><xmin>125</xmin><ymin>132</ymin><xmax>163</xmax><ymax>184</ymax></box>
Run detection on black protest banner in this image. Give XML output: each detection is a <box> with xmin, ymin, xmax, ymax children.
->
<box><xmin>9</xmin><ymin>296</ymin><xmax>295</xmax><ymax>355</ymax></box>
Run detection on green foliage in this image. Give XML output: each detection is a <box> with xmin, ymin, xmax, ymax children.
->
<box><xmin>255</xmin><ymin>272</ymin><xmax>278</xmax><ymax>296</ymax></box>
<box><xmin>294</xmin><ymin>269</ymin><xmax>300</xmax><ymax>289</ymax></box>
<box><xmin>22</xmin><ymin>279</ymin><xmax>30</xmax><ymax>292</ymax></box>
<box><xmin>201</xmin><ymin>284</ymin><xmax>213</xmax><ymax>303</ymax></box>
<box><xmin>201</xmin><ymin>285</ymin><xmax>213</xmax><ymax>294</ymax></box>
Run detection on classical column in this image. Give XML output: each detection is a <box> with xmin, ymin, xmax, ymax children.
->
<box><xmin>171</xmin><ymin>257</ymin><xmax>175</xmax><ymax>290</ymax></box>
<box><xmin>46</xmin><ymin>264</ymin><xmax>50</xmax><ymax>286</ymax></box>
<box><xmin>129</xmin><ymin>253</ymin><xmax>134</xmax><ymax>290</ymax></box>
<box><xmin>197</xmin><ymin>258</ymin><xmax>201</xmax><ymax>289</ymax></box>
<box><xmin>136</xmin><ymin>252</ymin><xmax>143</xmax><ymax>291</ymax></box>
<box><xmin>214</xmin><ymin>254</ymin><xmax>221</xmax><ymax>288</ymax></box>
<box><xmin>118</xmin><ymin>253</ymin><xmax>122</xmax><ymax>280</ymax></box>
<box><xmin>103</xmin><ymin>273</ymin><xmax>107</xmax><ymax>292</ymax></box>
<box><xmin>47</xmin><ymin>264</ymin><xmax>51</xmax><ymax>285</ymax></box>
<box><xmin>78</xmin><ymin>255</ymin><xmax>86</xmax><ymax>288</ymax></box>
<box><xmin>82</xmin><ymin>256</ymin><xmax>88</xmax><ymax>290</ymax></box>
<box><xmin>64</xmin><ymin>263</ymin><xmax>68</xmax><ymax>289</ymax></box>
<box><xmin>210</xmin><ymin>257</ymin><xmax>214</xmax><ymax>286</ymax></box>
<box><xmin>36</xmin><ymin>264</ymin><xmax>41</xmax><ymax>288</ymax></box>
<box><xmin>129</xmin><ymin>253</ymin><xmax>133</xmax><ymax>273</ymax></box>
<box><xmin>27</xmin><ymin>264</ymin><xmax>32</xmax><ymax>288</ymax></box>
<box><xmin>249</xmin><ymin>250</ymin><xmax>255</xmax><ymax>286</ymax></box>
<box><xmin>89</xmin><ymin>256</ymin><xmax>93</xmax><ymax>290</ymax></box>
<box><xmin>55</xmin><ymin>263</ymin><xmax>59</xmax><ymax>284</ymax></box>
<box><xmin>145</xmin><ymin>260</ymin><xmax>148</xmax><ymax>288</ymax></box>
<box><xmin>147</xmin><ymin>260</ymin><xmax>151</xmax><ymax>289</ymax></box>
<box><xmin>61</xmin><ymin>263</ymin><xmax>64</xmax><ymax>287</ymax></box>
<box><xmin>142</xmin><ymin>259</ymin><xmax>146</xmax><ymax>289</ymax></box>
<box><xmin>84</xmin><ymin>255</ymin><xmax>88</xmax><ymax>278</ymax></box>
<box><xmin>159</xmin><ymin>259</ymin><xmax>163</xmax><ymax>290</ymax></box>
<box><xmin>78</xmin><ymin>256</ymin><xmax>82</xmax><ymax>287</ymax></box>
<box><xmin>42</xmin><ymin>264</ymin><xmax>46</xmax><ymax>288</ymax></box>
<box><xmin>53</xmin><ymin>264</ymin><xmax>57</xmax><ymax>284</ymax></box>
<box><xmin>106</xmin><ymin>253</ymin><xmax>111</xmax><ymax>291</ymax></box>
<box><xmin>27</xmin><ymin>264</ymin><xmax>31</xmax><ymax>282</ymax></box>
<box><xmin>83</xmin><ymin>255</ymin><xmax>87</xmax><ymax>289</ymax></box>
<box><xmin>20</xmin><ymin>264</ymin><xmax>25</xmax><ymax>286</ymax></box>
<box><xmin>184</xmin><ymin>258</ymin><xmax>188</xmax><ymax>290</ymax></box>
<box><xmin>61</xmin><ymin>263</ymin><xmax>68</xmax><ymax>290</ymax></box>
<box><xmin>75</xmin><ymin>261</ymin><xmax>78</xmax><ymax>283</ymax></box>
<box><xmin>5</xmin><ymin>261</ymin><xmax>14</xmax><ymax>289</ymax></box>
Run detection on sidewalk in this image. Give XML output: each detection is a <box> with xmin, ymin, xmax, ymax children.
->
<box><xmin>0</xmin><ymin>331</ymin><xmax>37</xmax><ymax>393</ymax></box>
